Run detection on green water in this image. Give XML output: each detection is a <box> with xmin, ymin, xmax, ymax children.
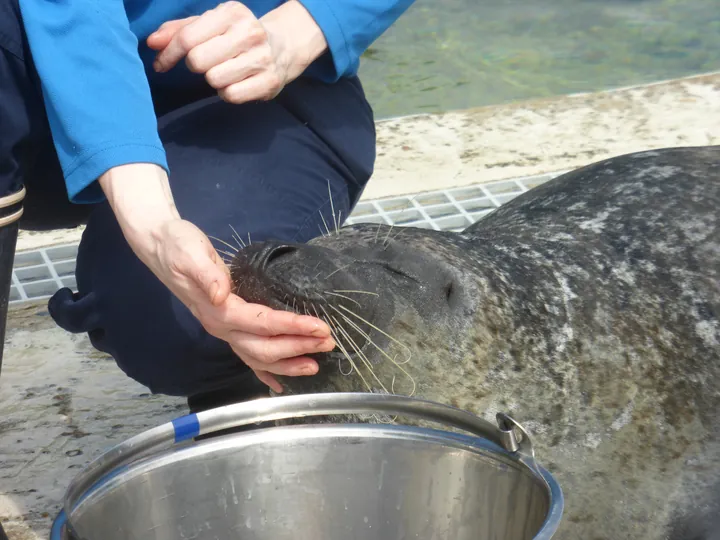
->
<box><xmin>358</xmin><ymin>0</ymin><xmax>720</xmax><ymax>118</ymax></box>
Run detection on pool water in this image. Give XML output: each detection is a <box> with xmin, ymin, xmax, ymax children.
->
<box><xmin>358</xmin><ymin>0</ymin><xmax>720</xmax><ymax>118</ymax></box>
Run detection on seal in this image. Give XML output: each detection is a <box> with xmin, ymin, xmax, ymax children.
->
<box><xmin>230</xmin><ymin>145</ymin><xmax>720</xmax><ymax>540</ymax></box>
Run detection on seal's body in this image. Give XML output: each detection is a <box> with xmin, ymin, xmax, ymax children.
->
<box><xmin>231</xmin><ymin>146</ymin><xmax>720</xmax><ymax>539</ymax></box>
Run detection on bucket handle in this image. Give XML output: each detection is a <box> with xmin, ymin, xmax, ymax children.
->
<box><xmin>63</xmin><ymin>393</ymin><xmax>537</xmax><ymax>522</ymax></box>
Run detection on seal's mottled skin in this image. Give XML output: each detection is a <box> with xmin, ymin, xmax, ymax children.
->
<box><xmin>231</xmin><ymin>146</ymin><xmax>720</xmax><ymax>540</ymax></box>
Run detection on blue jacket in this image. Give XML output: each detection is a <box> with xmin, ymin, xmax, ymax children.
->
<box><xmin>18</xmin><ymin>0</ymin><xmax>413</xmax><ymax>203</ymax></box>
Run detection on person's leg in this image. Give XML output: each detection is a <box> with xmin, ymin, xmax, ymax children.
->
<box><xmin>0</xmin><ymin>4</ymin><xmax>74</xmax><ymax>536</ymax></box>
<box><xmin>1</xmin><ymin>0</ymin><xmax>90</xmax><ymax>384</ymax></box>
<box><xmin>48</xmin><ymin>76</ymin><xmax>377</xmax><ymax>407</ymax></box>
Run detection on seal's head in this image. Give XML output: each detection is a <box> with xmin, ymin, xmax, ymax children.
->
<box><xmin>230</xmin><ymin>223</ymin><xmax>481</xmax><ymax>397</ymax></box>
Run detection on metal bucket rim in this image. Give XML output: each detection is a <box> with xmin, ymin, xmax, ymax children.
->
<box><xmin>60</xmin><ymin>393</ymin><xmax>565</xmax><ymax>539</ymax></box>
<box><xmin>52</xmin><ymin>423</ymin><xmax>564</xmax><ymax>540</ymax></box>
<box><xmin>72</xmin><ymin>423</ymin><xmax>553</xmax><ymax>514</ymax></box>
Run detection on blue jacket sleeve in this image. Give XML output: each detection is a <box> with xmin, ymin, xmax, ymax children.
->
<box><xmin>18</xmin><ymin>0</ymin><xmax>168</xmax><ymax>204</ymax></box>
<box><xmin>298</xmin><ymin>0</ymin><xmax>415</xmax><ymax>81</ymax></box>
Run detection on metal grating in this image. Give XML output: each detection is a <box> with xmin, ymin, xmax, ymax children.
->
<box><xmin>344</xmin><ymin>173</ymin><xmax>559</xmax><ymax>231</ymax></box>
<box><xmin>9</xmin><ymin>171</ymin><xmax>562</xmax><ymax>306</ymax></box>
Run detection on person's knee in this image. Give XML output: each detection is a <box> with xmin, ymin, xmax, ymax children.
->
<box><xmin>48</xmin><ymin>283</ymin><xmax>234</xmax><ymax>397</ymax></box>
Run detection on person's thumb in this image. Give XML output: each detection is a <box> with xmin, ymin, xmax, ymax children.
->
<box><xmin>191</xmin><ymin>250</ymin><xmax>232</xmax><ymax>307</ymax></box>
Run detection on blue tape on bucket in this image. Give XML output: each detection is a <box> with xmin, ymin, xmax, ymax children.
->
<box><xmin>50</xmin><ymin>509</ymin><xmax>67</xmax><ymax>540</ymax></box>
<box><xmin>172</xmin><ymin>414</ymin><xmax>200</xmax><ymax>442</ymax></box>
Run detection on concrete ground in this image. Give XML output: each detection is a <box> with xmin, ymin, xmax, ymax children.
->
<box><xmin>2</xmin><ymin>71</ymin><xmax>720</xmax><ymax>539</ymax></box>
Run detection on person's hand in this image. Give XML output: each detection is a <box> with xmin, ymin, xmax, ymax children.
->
<box><xmin>146</xmin><ymin>0</ymin><xmax>327</xmax><ymax>104</ymax></box>
<box><xmin>98</xmin><ymin>163</ymin><xmax>335</xmax><ymax>393</ymax></box>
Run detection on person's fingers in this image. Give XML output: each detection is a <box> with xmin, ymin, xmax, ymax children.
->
<box><xmin>219</xmin><ymin>297</ymin><xmax>333</xmax><ymax>338</ymax></box>
<box><xmin>185</xmin><ymin>19</ymin><xmax>263</xmax><ymax>74</ymax></box>
<box><xmin>232</xmin><ymin>332</ymin><xmax>334</xmax><ymax>365</ymax></box>
<box><xmin>154</xmin><ymin>5</ymin><xmax>244</xmax><ymax>72</ymax></box>
<box><xmin>254</xmin><ymin>370</ymin><xmax>283</xmax><ymax>393</ymax></box>
<box><xmin>218</xmin><ymin>70</ymin><xmax>283</xmax><ymax>104</ymax></box>
<box><xmin>204</xmin><ymin>46</ymin><xmax>270</xmax><ymax>89</ymax></box>
<box><xmin>146</xmin><ymin>17</ymin><xmax>198</xmax><ymax>50</ymax></box>
<box><xmin>241</xmin><ymin>354</ymin><xmax>320</xmax><ymax>377</ymax></box>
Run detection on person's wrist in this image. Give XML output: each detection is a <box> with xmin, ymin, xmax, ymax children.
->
<box><xmin>261</xmin><ymin>0</ymin><xmax>328</xmax><ymax>82</ymax></box>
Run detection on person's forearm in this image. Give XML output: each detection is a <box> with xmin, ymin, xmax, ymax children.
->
<box><xmin>260</xmin><ymin>0</ymin><xmax>328</xmax><ymax>82</ymax></box>
<box><xmin>99</xmin><ymin>163</ymin><xmax>180</xmax><ymax>258</ymax></box>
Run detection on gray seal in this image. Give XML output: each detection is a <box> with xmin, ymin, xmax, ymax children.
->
<box><xmin>230</xmin><ymin>146</ymin><xmax>720</xmax><ymax>540</ymax></box>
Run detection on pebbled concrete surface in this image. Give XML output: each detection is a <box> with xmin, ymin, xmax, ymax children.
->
<box><xmin>363</xmin><ymin>70</ymin><xmax>720</xmax><ymax>200</ymax></box>
<box><xmin>0</xmin><ymin>302</ymin><xmax>185</xmax><ymax>539</ymax></box>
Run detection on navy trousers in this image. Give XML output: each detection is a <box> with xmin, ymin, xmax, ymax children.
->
<box><xmin>0</xmin><ymin>0</ymin><xmax>376</xmax><ymax>410</ymax></box>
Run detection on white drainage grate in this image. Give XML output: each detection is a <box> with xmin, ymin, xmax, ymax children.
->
<box><xmin>11</xmin><ymin>244</ymin><xmax>79</xmax><ymax>305</ymax></box>
<box><xmin>345</xmin><ymin>172</ymin><xmax>560</xmax><ymax>231</ymax></box>
<box><xmin>9</xmin><ymin>171</ymin><xmax>562</xmax><ymax>306</ymax></box>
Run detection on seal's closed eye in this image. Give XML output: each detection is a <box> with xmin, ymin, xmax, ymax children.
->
<box><xmin>378</xmin><ymin>262</ymin><xmax>418</xmax><ymax>283</ymax></box>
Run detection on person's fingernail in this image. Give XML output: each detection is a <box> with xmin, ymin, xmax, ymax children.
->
<box><xmin>315</xmin><ymin>338</ymin><xmax>335</xmax><ymax>351</ymax></box>
<box><xmin>303</xmin><ymin>363</ymin><xmax>319</xmax><ymax>375</ymax></box>
<box><xmin>309</xmin><ymin>321</ymin><xmax>330</xmax><ymax>336</ymax></box>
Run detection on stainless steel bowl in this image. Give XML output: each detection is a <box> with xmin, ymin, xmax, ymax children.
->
<box><xmin>52</xmin><ymin>393</ymin><xmax>563</xmax><ymax>540</ymax></box>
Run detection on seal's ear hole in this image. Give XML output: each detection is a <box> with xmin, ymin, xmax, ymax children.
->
<box><xmin>444</xmin><ymin>281</ymin><xmax>455</xmax><ymax>302</ymax></box>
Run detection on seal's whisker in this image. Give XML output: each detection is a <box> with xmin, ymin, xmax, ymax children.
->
<box><xmin>325</xmin><ymin>262</ymin><xmax>354</xmax><ymax>280</ymax></box>
<box><xmin>319</xmin><ymin>210</ymin><xmax>331</xmax><ymax>237</ymax></box>
<box><xmin>331</xmin><ymin>308</ymin><xmax>416</xmax><ymax>396</ymax></box>
<box><xmin>390</xmin><ymin>355</ymin><xmax>416</xmax><ymax>397</ymax></box>
<box><xmin>228</xmin><ymin>224</ymin><xmax>247</xmax><ymax>248</ymax></box>
<box><xmin>332</xmin><ymin>289</ymin><xmax>379</xmax><ymax>297</ymax></box>
<box><xmin>324</xmin><ymin>291</ymin><xmax>362</xmax><ymax>307</ymax></box>
<box><xmin>338</xmin><ymin>355</ymin><xmax>355</xmax><ymax>376</ymax></box>
<box><xmin>312</xmin><ymin>303</ymin><xmax>326</xmax><ymax>324</ymax></box>
<box><xmin>389</xmin><ymin>227</ymin><xmax>405</xmax><ymax>244</ymax></box>
<box><xmin>336</xmin><ymin>210</ymin><xmax>343</xmax><ymax>235</ymax></box>
<box><xmin>334</xmin><ymin>335</ymin><xmax>370</xmax><ymax>391</ymax></box>
<box><xmin>216</xmin><ymin>249</ymin><xmax>236</xmax><ymax>259</ymax></box>
<box><xmin>382</xmin><ymin>223</ymin><xmax>395</xmax><ymax>247</ymax></box>
<box><xmin>333</xmin><ymin>304</ymin><xmax>413</xmax><ymax>362</ymax></box>
<box><xmin>379</xmin><ymin>195</ymin><xmax>415</xmax><ymax>248</ymax></box>
<box><xmin>316</xmin><ymin>305</ymin><xmax>360</xmax><ymax>380</ymax></box>
<box><xmin>321</xmin><ymin>311</ymin><xmax>372</xmax><ymax>392</ymax></box>
<box><xmin>208</xmin><ymin>235</ymin><xmax>239</xmax><ymax>253</ymax></box>
<box><xmin>327</xmin><ymin>180</ymin><xmax>338</xmax><ymax>234</ymax></box>
<box><xmin>373</xmin><ymin>223</ymin><xmax>382</xmax><ymax>244</ymax></box>
<box><xmin>330</xmin><ymin>314</ymin><xmax>392</xmax><ymax>395</ymax></box>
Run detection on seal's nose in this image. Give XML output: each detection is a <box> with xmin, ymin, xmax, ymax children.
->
<box><xmin>254</xmin><ymin>244</ymin><xmax>298</xmax><ymax>269</ymax></box>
